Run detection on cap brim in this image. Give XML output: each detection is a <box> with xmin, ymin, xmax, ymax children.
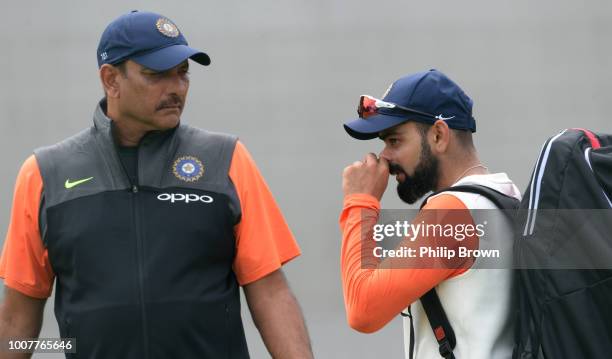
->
<box><xmin>131</xmin><ymin>44</ymin><xmax>211</xmax><ymax>72</ymax></box>
<box><xmin>343</xmin><ymin>113</ymin><xmax>411</xmax><ymax>140</ymax></box>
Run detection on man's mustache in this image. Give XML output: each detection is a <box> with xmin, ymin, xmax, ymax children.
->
<box><xmin>388</xmin><ymin>162</ymin><xmax>406</xmax><ymax>176</ymax></box>
<box><xmin>156</xmin><ymin>95</ymin><xmax>183</xmax><ymax>111</ymax></box>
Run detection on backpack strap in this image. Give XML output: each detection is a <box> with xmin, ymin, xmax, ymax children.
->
<box><xmin>422</xmin><ymin>184</ymin><xmax>520</xmax><ymax>211</ymax></box>
<box><xmin>408</xmin><ymin>184</ymin><xmax>519</xmax><ymax>359</ymax></box>
<box><xmin>420</xmin><ymin>290</ymin><xmax>457</xmax><ymax>359</ymax></box>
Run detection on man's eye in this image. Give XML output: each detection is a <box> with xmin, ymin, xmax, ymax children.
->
<box><xmin>388</xmin><ymin>138</ymin><xmax>399</xmax><ymax>145</ymax></box>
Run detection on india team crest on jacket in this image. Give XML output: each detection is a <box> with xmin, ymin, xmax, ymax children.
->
<box><xmin>172</xmin><ymin>156</ymin><xmax>204</xmax><ymax>182</ymax></box>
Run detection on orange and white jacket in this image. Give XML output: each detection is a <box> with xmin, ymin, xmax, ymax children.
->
<box><xmin>339</xmin><ymin>173</ymin><xmax>521</xmax><ymax>359</ymax></box>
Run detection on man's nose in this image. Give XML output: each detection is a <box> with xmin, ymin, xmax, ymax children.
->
<box><xmin>379</xmin><ymin>147</ymin><xmax>391</xmax><ymax>162</ymax></box>
<box><xmin>165</xmin><ymin>72</ymin><xmax>189</xmax><ymax>94</ymax></box>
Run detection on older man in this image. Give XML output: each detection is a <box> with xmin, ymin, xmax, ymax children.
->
<box><xmin>0</xmin><ymin>10</ymin><xmax>312</xmax><ymax>359</ymax></box>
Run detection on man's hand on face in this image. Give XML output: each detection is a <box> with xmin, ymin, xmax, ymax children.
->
<box><xmin>342</xmin><ymin>153</ymin><xmax>390</xmax><ymax>200</ymax></box>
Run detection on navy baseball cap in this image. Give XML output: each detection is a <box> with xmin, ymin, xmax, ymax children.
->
<box><xmin>344</xmin><ymin>69</ymin><xmax>476</xmax><ymax>140</ymax></box>
<box><xmin>97</xmin><ymin>10</ymin><xmax>210</xmax><ymax>71</ymax></box>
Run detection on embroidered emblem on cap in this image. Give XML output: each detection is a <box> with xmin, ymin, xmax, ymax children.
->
<box><xmin>172</xmin><ymin>156</ymin><xmax>204</xmax><ymax>182</ymax></box>
<box><xmin>156</xmin><ymin>18</ymin><xmax>180</xmax><ymax>38</ymax></box>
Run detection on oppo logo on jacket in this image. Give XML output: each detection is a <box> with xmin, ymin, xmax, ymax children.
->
<box><xmin>157</xmin><ymin>192</ymin><xmax>214</xmax><ymax>204</ymax></box>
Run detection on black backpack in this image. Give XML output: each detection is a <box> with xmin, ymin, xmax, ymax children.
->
<box><xmin>408</xmin><ymin>128</ymin><xmax>612</xmax><ymax>359</ymax></box>
<box><xmin>513</xmin><ymin>128</ymin><xmax>612</xmax><ymax>358</ymax></box>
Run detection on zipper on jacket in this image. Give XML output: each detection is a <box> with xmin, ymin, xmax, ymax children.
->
<box><xmin>132</xmin><ymin>183</ymin><xmax>150</xmax><ymax>359</ymax></box>
<box><xmin>114</xmin><ymin>142</ymin><xmax>150</xmax><ymax>359</ymax></box>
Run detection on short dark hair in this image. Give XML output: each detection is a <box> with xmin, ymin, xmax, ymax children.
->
<box><xmin>114</xmin><ymin>61</ymin><xmax>128</xmax><ymax>77</ymax></box>
<box><xmin>415</xmin><ymin>121</ymin><xmax>474</xmax><ymax>150</ymax></box>
<box><xmin>415</xmin><ymin>122</ymin><xmax>430</xmax><ymax>139</ymax></box>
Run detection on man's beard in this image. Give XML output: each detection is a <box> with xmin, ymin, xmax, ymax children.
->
<box><xmin>389</xmin><ymin>138</ymin><xmax>440</xmax><ymax>205</ymax></box>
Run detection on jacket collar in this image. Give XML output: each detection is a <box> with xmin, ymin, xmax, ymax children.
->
<box><xmin>93</xmin><ymin>98</ymin><xmax>179</xmax><ymax>146</ymax></box>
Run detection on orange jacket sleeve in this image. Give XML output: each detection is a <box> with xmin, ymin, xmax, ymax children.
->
<box><xmin>0</xmin><ymin>155</ymin><xmax>55</xmax><ymax>298</ymax></box>
<box><xmin>339</xmin><ymin>193</ymin><xmax>475</xmax><ymax>333</ymax></box>
<box><xmin>229</xmin><ymin>141</ymin><xmax>301</xmax><ymax>285</ymax></box>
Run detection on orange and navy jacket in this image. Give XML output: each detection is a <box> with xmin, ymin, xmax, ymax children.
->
<box><xmin>0</xmin><ymin>100</ymin><xmax>301</xmax><ymax>359</ymax></box>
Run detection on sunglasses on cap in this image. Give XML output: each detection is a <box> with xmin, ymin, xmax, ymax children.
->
<box><xmin>357</xmin><ymin>95</ymin><xmax>441</xmax><ymax>120</ymax></box>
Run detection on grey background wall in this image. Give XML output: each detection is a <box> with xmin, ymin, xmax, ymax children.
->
<box><xmin>0</xmin><ymin>1</ymin><xmax>610</xmax><ymax>358</ymax></box>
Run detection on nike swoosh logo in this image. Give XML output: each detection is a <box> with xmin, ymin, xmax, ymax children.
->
<box><xmin>65</xmin><ymin>177</ymin><xmax>94</xmax><ymax>189</ymax></box>
<box><xmin>435</xmin><ymin>114</ymin><xmax>455</xmax><ymax>121</ymax></box>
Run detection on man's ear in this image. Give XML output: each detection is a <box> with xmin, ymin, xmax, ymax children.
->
<box><xmin>99</xmin><ymin>64</ymin><xmax>122</xmax><ymax>99</ymax></box>
<box><xmin>430</xmin><ymin>119</ymin><xmax>450</xmax><ymax>154</ymax></box>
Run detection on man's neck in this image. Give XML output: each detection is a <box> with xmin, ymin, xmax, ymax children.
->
<box><xmin>106</xmin><ymin>105</ymin><xmax>151</xmax><ymax>147</ymax></box>
<box><xmin>111</xmin><ymin>120</ymin><xmax>149</xmax><ymax>147</ymax></box>
<box><xmin>435</xmin><ymin>156</ymin><xmax>489</xmax><ymax>190</ymax></box>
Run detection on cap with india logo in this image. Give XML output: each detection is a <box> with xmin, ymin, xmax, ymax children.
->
<box><xmin>97</xmin><ymin>10</ymin><xmax>210</xmax><ymax>71</ymax></box>
<box><xmin>344</xmin><ymin>69</ymin><xmax>476</xmax><ymax>140</ymax></box>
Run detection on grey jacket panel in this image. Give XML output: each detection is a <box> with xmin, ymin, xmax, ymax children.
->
<box><xmin>34</xmin><ymin>127</ymin><xmax>129</xmax><ymax>208</ymax></box>
<box><xmin>141</xmin><ymin>123</ymin><xmax>239</xmax><ymax>203</ymax></box>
